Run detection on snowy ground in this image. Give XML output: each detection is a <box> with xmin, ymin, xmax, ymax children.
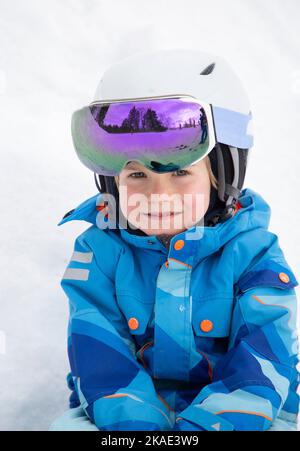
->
<box><xmin>0</xmin><ymin>0</ymin><xmax>299</xmax><ymax>431</ymax></box>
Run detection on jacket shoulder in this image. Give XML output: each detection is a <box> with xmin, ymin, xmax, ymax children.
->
<box><xmin>70</xmin><ymin>225</ymin><xmax>125</xmax><ymax>278</ymax></box>
<box><xmin>224</xmin><ymin>226</ymin><xmax>299</xmax><ymax>294</ymax></box>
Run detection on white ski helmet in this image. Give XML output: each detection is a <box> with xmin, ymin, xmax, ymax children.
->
<box><xmin>89</xmin><ymin>48</ymin><xmax>253</xmax><ymax>226</ymax></box>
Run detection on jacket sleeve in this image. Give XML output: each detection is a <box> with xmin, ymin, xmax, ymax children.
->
<box><xmin>175</xmin><ymin>264</ymin><xmax>299</xmax><ymax>431</ymax></box>
<box><xmin>60</xmin><ymin>233</ymin><xmax>173</xmax><ymax>431</ymax></box>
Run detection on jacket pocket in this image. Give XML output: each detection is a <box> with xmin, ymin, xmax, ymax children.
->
<box><xmin>117</xmin><ymin>293</ymin><xmax>154</xmax><ymax>336</ymax></box>
<box><xmin>192</xmin><ymin>296</ymin><xmax>234</xmax><ymax>338</ymax></box>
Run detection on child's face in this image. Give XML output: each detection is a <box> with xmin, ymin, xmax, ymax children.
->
<box><xmin>115</xmin><ymin>158</ymin><xmax>211</xmax><ymax>236</ymax></box>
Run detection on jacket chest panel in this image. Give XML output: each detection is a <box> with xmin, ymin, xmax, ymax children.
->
<box><xmin>116</xmin><ymin>256</ymin><xmax>235</xmax><ymax>383</ymax></box>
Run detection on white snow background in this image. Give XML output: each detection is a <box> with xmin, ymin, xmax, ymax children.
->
<box><xmin>0</xmin><ymin>0</ymin><xmax>299</xmax><ymax>431</ymax></box>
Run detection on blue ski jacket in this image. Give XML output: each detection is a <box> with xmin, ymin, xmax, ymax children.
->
<box><xmin>57</xmin><ymin>187</ymin><xmax>300</xmax><ymax>431</ymax></box>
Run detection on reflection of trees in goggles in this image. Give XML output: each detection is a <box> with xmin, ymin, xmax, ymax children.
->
<box><xmin>71</xmin><ymin>97</ymin><xmax>213</xmax><ymax>176</ymax></box>
<box><xmin>71</xmin><ymin>96</ymin><xmax>253</xmax><ymax>176</ymax></box>
<box><xmin>89</xmin><ymin>98</ymin><xmax>205</xmax><ymax>135</ymax></box>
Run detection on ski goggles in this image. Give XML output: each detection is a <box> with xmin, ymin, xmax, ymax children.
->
<box><xmin>71</xmin><ymin>94</ymin><xmax>253</xmax><ymax>176</ymax></box>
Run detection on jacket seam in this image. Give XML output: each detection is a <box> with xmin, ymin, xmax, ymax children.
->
<box><xmin>85</xmin><ymin>393</ymin><xmax>173</xmax><ymax>427</ymax></box>
<box><xmin>117</xmin><ymin>291</ymin><xmax>154</xmax><ymax>304</ymax></box>
<box><xmin>223</xmin><ymin>379</ymin><xmax>279</xmax><ymax>393</ymax></box>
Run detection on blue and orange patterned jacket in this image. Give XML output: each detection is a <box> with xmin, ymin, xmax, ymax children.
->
<box><xmin>57</xmin><ymin>187</ymin><xmax>299</xmax><ymax>431</ymax></box>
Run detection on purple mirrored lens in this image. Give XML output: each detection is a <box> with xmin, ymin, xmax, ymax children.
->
<box><xmin>71</xmin><ymin>97</ymin><xmax>210</xmax><ymax>175</ymax></box>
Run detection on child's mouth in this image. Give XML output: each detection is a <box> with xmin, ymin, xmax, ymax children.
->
<box><xmin>142</xmin><ymin>212</ymin><xmax>182</xmax><ymax>218</ymax></box>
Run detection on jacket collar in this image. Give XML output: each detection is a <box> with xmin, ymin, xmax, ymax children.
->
<box><xmin>57</xmin><ymin>187</ymin><xmax>271</xmax><ymax>262</ymax></box>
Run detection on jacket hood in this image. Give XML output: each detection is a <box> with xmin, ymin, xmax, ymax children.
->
<box><xmin>57</xmin><ymin>187</ymin><xmax>271</xmax><ymax>261</ymax></box>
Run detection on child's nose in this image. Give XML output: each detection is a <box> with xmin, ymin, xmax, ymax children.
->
<box><xmin>149</xmin><ymin>178</ymin><xmax>174</xmax><ymax>196</ymax></box>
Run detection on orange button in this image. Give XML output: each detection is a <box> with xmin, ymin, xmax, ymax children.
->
<box><xmin>279</xmin><ymin>272</ymin><xmax>290</xmax><ymax>283</ymax></box>
<box><xmin>174</xmin><ymin>239</ymin><xmax>185</xmax><ymax>251</ymax></box>
<box><xmin>200</xmin><ymin>319</ymin><xmax>213</xmax><ymax>332</ymax></box>
<box><xmin>165</xmin><ymin>260</ymin><xmax>169</xmax><ymax>268</ymax></box>
<box><xmin>128</xmin><ymin>317</ymin><xmax>139</xmax><ymax>330</ymax></box>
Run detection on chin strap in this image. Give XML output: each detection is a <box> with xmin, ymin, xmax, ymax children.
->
<box><xmin>207</xmin><ymin>198</ymin><xmax>242</xmax><ymax>227</ymax></box>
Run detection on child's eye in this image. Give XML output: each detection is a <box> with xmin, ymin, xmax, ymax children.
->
<box><xmin>128</xmin><ymin>169</ymin><xmax>189</xmax><ymax>178</ymax></box>
<box><xmin>128</xmin><ymin>172</ymin><xmax>146</xmax><ymax>178</ymax></box>
<box><xmin>174</xmin><ymin>169</ymin><xmax>189</xmax><ymax>176</ymax></box>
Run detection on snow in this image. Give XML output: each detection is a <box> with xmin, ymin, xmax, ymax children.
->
<box><xmin>0</xmin><ymin>0</ymin><xmax>299</xmax><ymax>431</ymax></box>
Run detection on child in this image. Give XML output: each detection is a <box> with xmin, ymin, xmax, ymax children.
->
<box><xmin>49</xmin><ymin>49</ymin><xmax>299</xmax><ymax>431</ymax></box>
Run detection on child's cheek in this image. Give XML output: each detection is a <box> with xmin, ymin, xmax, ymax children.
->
<box><xmin>182</xmin><ymin>192</ymin><xmax>210</xmax><ymax>228</ymax></box>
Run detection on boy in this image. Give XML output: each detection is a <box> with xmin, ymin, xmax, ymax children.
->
<box><xmin>49</xmin><ymin>49</ymin><xmax>299</xmax><ymax>431</ymax></box>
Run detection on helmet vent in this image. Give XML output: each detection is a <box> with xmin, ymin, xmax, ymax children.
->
<box><xmin>200</xmin><ymin>62</ymin><xmax>215</xmax><ymax>75</ymax></box>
